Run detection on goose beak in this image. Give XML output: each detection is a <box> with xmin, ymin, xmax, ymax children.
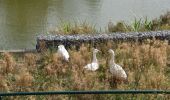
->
<box><xmin>98</xmin><ymin>50</ymin><xmax>101</xmax><ymax>52</ymax></box>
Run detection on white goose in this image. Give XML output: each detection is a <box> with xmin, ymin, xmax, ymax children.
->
<box><xmin>84</xmin><ymin>49</ymin><xmax>100</xmax><ymax>71</ymax></box>
<box><xmin>57</xmin><ymin>45</ymin><xmax>69</xmax><ymax>61</ymax></box>
<box><xmin>108</xmin><ymin>49</ymin><xmax>127</xmax><ymax>81</ymax></box>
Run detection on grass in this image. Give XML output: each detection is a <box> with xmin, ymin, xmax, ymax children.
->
<box><xmin>0</xmin><ymin>39</ymin><xmax>170</xmax><ymax>99</ymax></box>
<box><xmin>109</xmin><ymin>12</ymin><xmax>170</xmax><ymax>33</ymax></box>
<box><xmin>50</xmin><ymin>21</ymin><xmax>97</xmax><ymax>35</ymax></box>
<box><xmin>48</xmin><ymin>11</ymin><xmax>170</xmax><ymax>34</ymax></box>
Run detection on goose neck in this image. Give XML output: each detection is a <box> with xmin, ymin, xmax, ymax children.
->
<box><xmin>92</xmin><ymin>52</ymin><xmax>98</xmax><ymax>63</ymax></box>
<box><xmin>109</xmin><ymin>53</ymin><xmax>115</xmax><ymax>65</ymax></box>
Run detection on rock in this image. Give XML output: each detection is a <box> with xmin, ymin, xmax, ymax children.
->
<box><xmin>36</xmin><ymin>31</ymin><xmax>170</xmax><ymax>51</ymax></box>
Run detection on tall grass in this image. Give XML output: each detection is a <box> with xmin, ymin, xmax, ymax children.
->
<box><xmin>50</xmin><ymin>21</ymin><xmax>97</xmax><ymax>35</ymax></box>
<box><xmin>108</xmin><ymin>12</ymin><xmax>170</xmax><ymax>33</ymax></box>
<box><xmin>0</xmin><ymin>40</ymin><xmax>169</xmax><ymax>99</ymax></box>
<box><xmin>47</xmin><ymin>12</ymin><xmax>170</xmax><ymax>34</ymax></box>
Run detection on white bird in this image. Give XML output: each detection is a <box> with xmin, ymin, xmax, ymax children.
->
<box><xmin>108</xmin><ymin>49</ymin><xmax>127</xmax><ymax>81</ymax></box>
<box><xmin>84</xmin><ymin>49</ymin><xmax>100</xmax><ymax>71</ymax></box>
<box><xmin>57</xmin><ymin>45</ymin><xmax>69</xmax><ymax>61</ymax></box>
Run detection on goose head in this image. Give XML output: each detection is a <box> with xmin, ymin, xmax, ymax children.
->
<box><xmin>58</xmin><ymin>45</ymin><xmax>67</xmax><ymax>51</ymax></box>
<box><xmin>93</xmin><ymin>48</ymin><xmax>100</xmax><ymax>54</ymax></box>
<box><xmin>108</xmin><ymin>49</ymin><xmax>115</xmax><ymax>56</ymax></box>
<box><xmin>58</xmin><ymin>45</ymin><xmax>65</xmax><ymax>49</ymax></box>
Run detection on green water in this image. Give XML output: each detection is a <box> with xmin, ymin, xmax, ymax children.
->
<box><xmin>0</xmin><ymin>0</ymin><xmax>170</xmax><ymax>49</ymax></box>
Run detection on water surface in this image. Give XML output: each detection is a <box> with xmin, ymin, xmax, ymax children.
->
<box><xmin>0</xmin><ymin>0</ymin><xmax>170</xmax><ymax>49</ymax></box>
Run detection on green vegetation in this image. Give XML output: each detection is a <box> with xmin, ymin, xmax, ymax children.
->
<box><xmin>109</xmin><ymin>12</ymin><xmax>170</xmax><ymax>33</ymax></box>
<box><xmin>50</xmin><ymin>21</ymin><xmax>97</xmax><ymax>34</ymax></box>
<box><xmin>50</xmin><ymin>12</ymin><xmax>170</xmax><ymax>34</ymax></box>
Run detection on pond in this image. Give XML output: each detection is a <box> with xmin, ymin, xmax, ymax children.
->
<box><xmin>0</xmin><ymin>0</ymin><xmax>170</xmax><ymax>49</ymax></box>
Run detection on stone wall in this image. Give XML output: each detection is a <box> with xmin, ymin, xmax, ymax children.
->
<box><xmin>36</xmin><ymin>31</ymin><xmax>170</xmax><ymax>51</ymax></box>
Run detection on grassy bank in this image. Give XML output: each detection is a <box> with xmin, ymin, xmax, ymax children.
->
<box><xmin>0</xmin><ymin>39</ymin><xmax>170</xmax><ymax>99</ymax></box>
<box><xmin>0</xmin><ymin>12</ymin><xmax>170</xmax><ymax>100</ymax></box>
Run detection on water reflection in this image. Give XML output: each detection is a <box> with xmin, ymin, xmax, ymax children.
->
<box><xmin>0</xmin><ymin>0</ymin><xmax>170</xmax><ymax>49</ymax></box>
<box><xmin>0</xmin><ymin>0</ymin><xmax>48</xmax><ymax>49</ymax></box>
<box><xmin>46</xmin><ymin>0</ymin><xmax>102</xmax><ymax>29</ymax></box>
